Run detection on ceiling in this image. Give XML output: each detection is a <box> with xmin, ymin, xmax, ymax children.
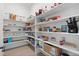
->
<box><xmin>23</xmin><ymin>3</ymin><xmax>35</xmax><ymax>7</ymax></box>
<box><xmin>4</xmin><ymin>3</ymin><xmax>35</xmax><ymax>10</ymax></box>
<box><xmin>22</xmin><ymin>3</ymin><xmax>35</xmax><ymax>9</ymax></box>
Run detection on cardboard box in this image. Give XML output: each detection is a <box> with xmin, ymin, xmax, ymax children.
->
<box><xmin>44</xmin><ymin>43</ymin><xmax>61</xmax><ymax>56</ymax></box>
<box><xmin>10</xmin><ymin>14</ymin><xmax>16</xmax><ymax>21</ymax></box>
<box><xmin>44</xmin><ymin>43</ymin><xmax>52</xmax><ymax>54</ymax></box>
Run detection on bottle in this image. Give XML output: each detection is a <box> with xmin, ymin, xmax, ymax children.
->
<box><xmin>54</xmin><ymin>3</ymin><xmax>57</xmax><ymax>6</ymax></box>
<box><xmin>72</xmin><ymin>17</ymin><xmax>78</xmax><ymax>33</ymax></box>
<box><xmin>66</xmin><ymin>17</ymin><xmax>78</xmax><ymax>33</ymax></box>
<box><xmin>44</xmin><ymin>6</ymin><xmax>48</xmax><ymax>13</ymax></box>
<box><xmin>69</xmin><ymin>17</ymin><xmax>73</xmax><ymax>24</ymax></box>
<box><xmin>51</xmin><ymin>6</ymin><xmax>54</xmax><ymax>10</ymax></box>
<box><xmin>73</xmin><ymin>17</ymin><xmax>77</xmax><ymax>26</ymax></box>
<box><xmin>69</xmin><ymin>17</ymin><xmax>73</xmax><ymax>29</ymax></box>
<box><xmin>66</xmin><ymin>19</ymin><xmax>73</xmax><ymax>33</ymax></box>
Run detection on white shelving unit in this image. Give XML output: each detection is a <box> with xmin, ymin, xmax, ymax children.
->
<box><xmin>44</xmin><ymin>41</ymin><xmax>79</xmax><ymax>55</ymax></box>
<box><xmin>3</xmin><ymin>18</ymin><xmax>28</xmax><ymax>50</ymax></box>
<box><xmin>39</xmin><ymin>48</ymin><xmax>51</xmax><ymax>56</ymax></box>
<box><xmin>36</xmin><ymin>38</ymin><xmax>79</xmax><ymax>55</ymax></box>
<box><xmin>27</xmin><ymin>35</ymin><xmax>35</xmax><ymax>39</ymax></box>
<box><xmin>26</xmin><ymin>40</ymin><xmax>35</xmax><ymax>47</ymax></box>
<box><xmin>4</xmin><ymin>40</ymin><xmax>27</xmax><ymax>50</ymax></box>
<box><xmin>36</xmin><ymin>31</ymin><xmax>79</xmax><ymax>36</ymax></box>
<box><xmin>35</xmin><ymin>3</ymin><xmax>79</xmax><ymax>56</ymax></box>
<box><xmin>36</xmin><ymin>14</ymin><xmax>79</xmax><ymax>25</ymax></box>
<box><xmin>24</xmin><ymin>16</ymin><xmax>36</xmax><ymax>50</ymax></box>
<box><xmin>4</xmin><ymin>35</ymin><xmax>28</xmax><ymax>38</ymax></box>
<box><xmin>36</xmin><ymin>3</ymin><xmax>79</xmax><ymax>18</ymax></box>
<box><xmin>4</xmin><ymin>25</ymin><xmax>25</xmax><ymax>28</ymax></box>
<box><xmin>26</xmin><ymin>24</ymin><xmax>35</xmax><ymax>28</ymax></box>
<box><xmin>3</xmin><ymin>14</ymin><xmax>36</xmax><ymax>50</ymax></box>
<box><xmin>3</xmin><ymin>4</ymin><xmax>79</xmax><ymax>56</ymax></box>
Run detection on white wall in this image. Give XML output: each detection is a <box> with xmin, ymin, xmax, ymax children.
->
<box><xmin>0</xmin><ymin>3</ymin><xmax>30</xmax><ymax>21</ymax></box>
<box><xmin>30</xmin><ymin>3</ymin><xmax>56</xmax><ymax>16</ymax></box>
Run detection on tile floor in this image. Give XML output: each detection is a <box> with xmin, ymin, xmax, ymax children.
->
<box><xmin>4</xmin><ymin>46</ymin><xmax>36</xmax><ymax>56</ymax></box>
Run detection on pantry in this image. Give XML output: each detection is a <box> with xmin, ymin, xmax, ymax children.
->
<box><xmin>0</xmin><ymin>3</ymin><xmax>79</xmax><ymax>56</ymax></box>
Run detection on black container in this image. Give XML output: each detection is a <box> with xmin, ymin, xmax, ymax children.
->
<box><xmin>66</xmin><ymin>17</ymin><xmax>78</xmax><ymax>33</ymax></box>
